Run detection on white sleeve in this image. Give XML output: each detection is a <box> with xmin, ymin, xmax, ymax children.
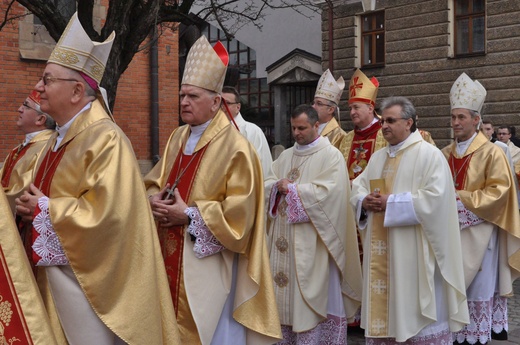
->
<box><xmin>383</xmin><ymin>192</ymin><xmax>420</xmax><ymax>227</ymax></box>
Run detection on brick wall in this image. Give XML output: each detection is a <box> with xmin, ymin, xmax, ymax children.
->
<box><xmin>0</xmin><ymin>2</ymin><xmax>179</xmax><ymax>173</ymax></box>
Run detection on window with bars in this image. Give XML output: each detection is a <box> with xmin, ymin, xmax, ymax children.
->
<box><xmin>202</xmin><ymin>24</ymin><xmax>273</xmax><ymax>125</ymax></box>
<box><xmin>454</xmin><ymin>0</ymin><xmax>485</xmax><ymax>56</ymax></box>
<box><xmin>34</xmin><ymin>0</ymin><xmax>76</xmax><ymax>25</ymax></box>
<box><xmin>361</xmin><ymin>11</ymin><xmax>385</xmax><ymax>68</ymax></box>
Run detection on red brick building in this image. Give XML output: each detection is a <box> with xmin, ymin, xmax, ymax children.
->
<box><xmin>0</xmin><ymin>2</ymin><xmax>179</xmax><ymax>173</ymax></box>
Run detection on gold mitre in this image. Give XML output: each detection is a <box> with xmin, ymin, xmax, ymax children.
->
<box><xmin>450</xmin><ymin>72</ymin><xmax>487</xmax><ymax>113</ymax></box>
<box><xmin>48</xmin><ymin>12</ymin><xmax>115</xmax><ymax>85</ymax></box>
<box><xmin>182</xmin><ymin>35</ymin><xmax>229</xmax><ymax>94</ymax></box>
<box><xmin>314</xmin><ymin>69</ymin><xmax>345</xmax><ymax>105</ymax></box>
<box><xmin>348</xmin><ymin>69</ymin><xmax>379</xmax><ymax>106</ymax></box>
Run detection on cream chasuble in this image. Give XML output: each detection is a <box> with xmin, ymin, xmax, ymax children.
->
<box><xmin>265</xmin><ymin>137</ymin><xmax>362</xmax><ymax>332</ymax></box>
<box><xmin>144</xmin><ymin>110</ymin><xmax>282</xmax><ymax>345</ymax></box>
<box><xmin>352</xmin><ymin>131</ymin><xmax>469</xmax><ymax>342</ymax></box>
<box><xmin>33</xmin><ymin>100</ymin><xmax>179</xmax><ymax>344</ymax></box>
<box><xmin>442</xmin><ymin>132</ymin><xmax>520</xmax><ymax>294</ymax></box>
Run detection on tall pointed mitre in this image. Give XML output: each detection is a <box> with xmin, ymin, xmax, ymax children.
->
<box><xmin>450</xmin><ymin>72</ymin><xmax>487</xmax><ymax>113</ymax></box>
<box><xmin>314</xmin><ymin>69</ymin><xmax>345</xmax><ymax>105</ymax></box>
<box><xmin>182</xmin><ymin>35</ymin><xmax>229</xmax><ymax>93</ymax></box>
<box><xmin>48</xmin><ymin>12</ymin><xmax>115</xmax><ymax>85</ymax></box>
<box><xmin>348</xmin><ymin>68</ymin><xmax>379</xmax><ymax>106</ymax></box>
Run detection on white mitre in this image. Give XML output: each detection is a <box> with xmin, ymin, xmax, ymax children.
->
<box><xmin>314</xmin><ymin>69</ymin><xmax>345</xmax><ymax>105</ymax></box>
<box><xmin>48</xmin><ymin>12</ymin><xmax>115</xmax><ymax>85</ymax></box>
<box><xmin>450</xmin><ymin>72</ymin><xmax>487</xmax><ymax>113</ymax></box>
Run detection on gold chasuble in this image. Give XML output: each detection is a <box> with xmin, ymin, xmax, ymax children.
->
<box><xmin>32</xmin><ymin>100</ymin><xmax>179</xmax><ymax>344</ymax></box>
<box><xmin>0</xmin><ymin>189</ymin><xmax>57</xmax><ymax>344</ymax></box>
<box><xmin>339</xmin><ymin>122</ymin><xmax>386</xmax><ymax>181</ymax></box>
<box><xmin>144</xmin><ymin>110</ymin><xmax>282</xmax><ymax>345</ymax></box>
<box><xmin>442</xmin><ymin>132</ymin><xmax>520</xmax><ymax>293</ymax></box>
<box><xmin>321</xmin><ymin>117</ymin><xmax>347</xmax><ymax>149</ymax></box>
<box><xmin>1</xmin><ymin>130</ymin><xmax>54</xmax><ymax>214</ymax></box>
<box><xmin>352</xmin><ymin>131</ymin><xmax>468</xmax><ymax>342</ymax></box>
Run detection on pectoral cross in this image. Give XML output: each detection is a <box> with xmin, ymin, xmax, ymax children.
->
<box><xmin>163</xmin><ymin>179</ymin><xmax>180</xmax><ymax>200</ymax></box>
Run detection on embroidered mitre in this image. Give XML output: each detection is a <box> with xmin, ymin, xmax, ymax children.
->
<box><xmin>348</xmin><ymin>69</ymin><xmax>379</xmax><ymax>106</ymax></box>
<box><xmin>450</xmin><ymin>72</ymin><xmax>487</xmax><ymax>113</ymax></box>
<box><xmin>182</xmin><ymin>35</ymin><xmax>229</xmax><ymax>93</ymax></box>
<box><xmin>48</xmin><ymin>12</ymin><xmax>115</xmax><ymax>85</ymax></box>
<box><xmin>314</xmin><ymin>69</ymin><xmax>345</xmax><ymax>105</ymax></box>
<box><xmin>28</xmin><ymin>90</ymin><xmax>43</xmax><ymax>112</ymax></box>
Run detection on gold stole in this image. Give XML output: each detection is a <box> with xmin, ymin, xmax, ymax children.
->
<box><xmin>367</xmin><ymin>153</ymin><xmax>402</xmax><ymax>336</ymax></box>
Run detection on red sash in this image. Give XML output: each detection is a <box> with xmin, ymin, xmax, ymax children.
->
<box><xmin>347</xmin><ymin>122</ymin><xmax>382</xmax><ymax>180</ymax></box>
<box><xmin>1</xmin><ymin>144</ymin><xmax>31</xmax><ymax>188</ymax></box>
<box><xmin>31</xmin><ymin>144</ymin><xmax>68</xmax><ymax>265</ymax></box>
<box><xmin>161</xmin><ymin>145</ymin><xmax>208</xmax><ymax>313</ymax></box>
<box><xmin>449</xmin><ymin>153</ymin><xmax>473</xmax><ymax>190</ymax></box>
<box><xmin>0</xmin><ymin>245</ymin><xmax>34</xmax><ymax>343</ymax></box>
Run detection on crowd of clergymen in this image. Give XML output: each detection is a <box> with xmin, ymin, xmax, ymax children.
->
<box><xmin>0</xmin><ymin>11</ymin><xmax>519</xmax><ymax>345</ymax></box>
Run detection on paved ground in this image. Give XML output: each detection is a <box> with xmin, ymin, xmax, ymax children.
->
<box><xmin>347</xmin><ymin>279</ymin><xmax>520</xmax><ymax>344</ymax></box>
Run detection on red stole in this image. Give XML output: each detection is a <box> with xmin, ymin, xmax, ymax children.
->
<box><xmin>449</xmin><ymin>153</ymin><xmax>473</xmax><ymax>190</ymax></box>
<box><xmin>0</xmin><ymin>245</ymin><xmax>34</xmax><ymax>342</ymax></box>
<box><xmin>347</xmin><ymin>121</ymin><xmax>382</xmax><ymax>180</ymax></box>
<box><xmin>160</xmin><ymin>145</ymin><xmax>208</xmax><ymax>313</ymax></box>
<box><xmin>1</xmin><ymin>143</ymin><xmax>32</xmax><ymax>188</ymax></box>
<box><xmin>31</xmin><ymin>144</ymin><xmax>68</xmax><ymax>265</ymax></box>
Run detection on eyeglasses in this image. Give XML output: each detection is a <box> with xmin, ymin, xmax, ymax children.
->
<box><xmin>22</xmin><ymin>101</ymin><xmax>42</xmax><ymax>113</ymax></box>
<box><xmin>497</xmin><ymin>132</ymin><xmax>510</xmax><ymax>136</ymax></box>
<box><xmin>39</xmin><ymin>76</ymin><xmax>80</xmax><ymax>86</ymax></box>
<box><xmin>311</xmin><ymin>101</ymin><xmax>333</xmax><ymax>108</ymax></box>
<box><xmin>380</xmin><ymin>117</ymin><xmax>408</xmax><ymax>125</ymax></box>
<box><xmin>223</xmin><ymin>101</ymin><xmax>240</xmax><ymax>105</ymax></box>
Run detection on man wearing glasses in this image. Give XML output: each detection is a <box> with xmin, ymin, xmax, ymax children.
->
<box><xmin>496</xmin><ymin>125</ymin><xmax>520</xmax><ymax>164</ymax></box>
<box><xmin>221</xmin><ymin>86</ymin><xmax>273</xmax><ymax>177</ymax></box>
<box><xmin>312</xmin><ymin>69</ymin><xmax>347</xmax><ymax>149</ymax></box>
<box><xmin>351</xmin><ymin>96</ymin><xmax>469</xmax><ymax>344</ymax></box>
<box><xmin>14</xmin><ymin>12</ymin><xmax>178</xmax><ymax>344</ymax></box>
<box><xmin>1</xmin><ymin>90</ymin><xmax>54</xmax><ymax>215</ymax></box>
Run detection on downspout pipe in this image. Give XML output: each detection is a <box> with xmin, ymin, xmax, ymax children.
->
<box><xmin>150</xmin><ymin>27</ymin><xmax>161</xmax><ymax>165</ymax></box>
<box><xmin>325</xmin><ymin>0</ymin><xmax>334</xmax><ymax>73</ymax></box>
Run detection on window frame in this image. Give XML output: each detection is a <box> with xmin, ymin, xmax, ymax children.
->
<box><xmin>360</xmin><ymin>10</ymin><xmax>385</xmax><ymax>68</ymax></box>
<box><xmin>454</xmin><ymin>0</ymin><xmax>486</xmax><ymax>57</ymax></box>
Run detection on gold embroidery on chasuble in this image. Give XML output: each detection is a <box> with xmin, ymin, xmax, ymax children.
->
<box><xmin>367</xmin><ymin>154</ymin><xmax>402</xmax><ymax>337</ymax></box>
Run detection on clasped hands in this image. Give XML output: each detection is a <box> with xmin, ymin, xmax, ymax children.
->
<box><xmin>15</xmin><ymin>183</ymin><xmax>45</xmax><ymax>223</ymax></box>
<box><xmin>149</xmin><ymin>184</ymin><xmax>190</xmax><ymax>227</ymax></box>
<box><xmin>362</xmin><ymin>191</ymin><xmax>389</xmax><ymax>213</ymax></box>
<box><xmin>276</xmin><ymin>178</ymin><xmax>292</xmax><ymax>195</ymax></box>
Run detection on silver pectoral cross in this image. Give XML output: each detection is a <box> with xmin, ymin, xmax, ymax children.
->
<box><xmin>163</xmin><ymin>179</ymin><xmax>180</xmax><ymax>200</ymax></box>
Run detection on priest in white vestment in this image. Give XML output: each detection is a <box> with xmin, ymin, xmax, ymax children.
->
<box><xmin>266</xmin><ymin>104</ymin><xmax>362</xmax><ymax>344</ymax></box>
<box><xmin>351</xmin><ymin>96</ymin><xmax>469</xmax><ymax>344</ymax></box>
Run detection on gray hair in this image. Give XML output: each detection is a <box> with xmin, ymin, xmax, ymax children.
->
<box><xmin>380</xmin><ymin>96</ymin><xmax>417</xmax><ymax>132</ymax></box>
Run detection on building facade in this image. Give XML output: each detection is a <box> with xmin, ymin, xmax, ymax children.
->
<box><xmin>318</xmin><ymin>0</ymin><xmax>520</xmax><ymax>147</ymax></box>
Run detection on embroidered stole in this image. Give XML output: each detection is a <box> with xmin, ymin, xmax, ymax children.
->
<box><xmin>367</xmin><ymin>153</ymin><xmax>402</xmax><ymax>336</ymax></box>
<box><xmin>0</xmin><ymin>244</ymin><xmax>34</xmax><ymax>342</ymax></box>
<box><xmin>347</xmin><ymin>122</ymin><xmax>382</xmax><ymax>180</ymax></box>
<box><xmin>449</xmin><ymin>153</ymin><xmax>473</xmax><ymax>190</ymax></box>
<box><xmin>160</xmin><ymin>145</ymin><xmax>208</xmax><ymax>343</ymax></box>
<box><xmin>1</xmin><ymin>144</ymin><xmax>32</xmax><ymax>188</ymax></box>
<box><xmin>31</xmin><ymin>143</ymin><xmax>68</xmax><ymax>266</ymax></box>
